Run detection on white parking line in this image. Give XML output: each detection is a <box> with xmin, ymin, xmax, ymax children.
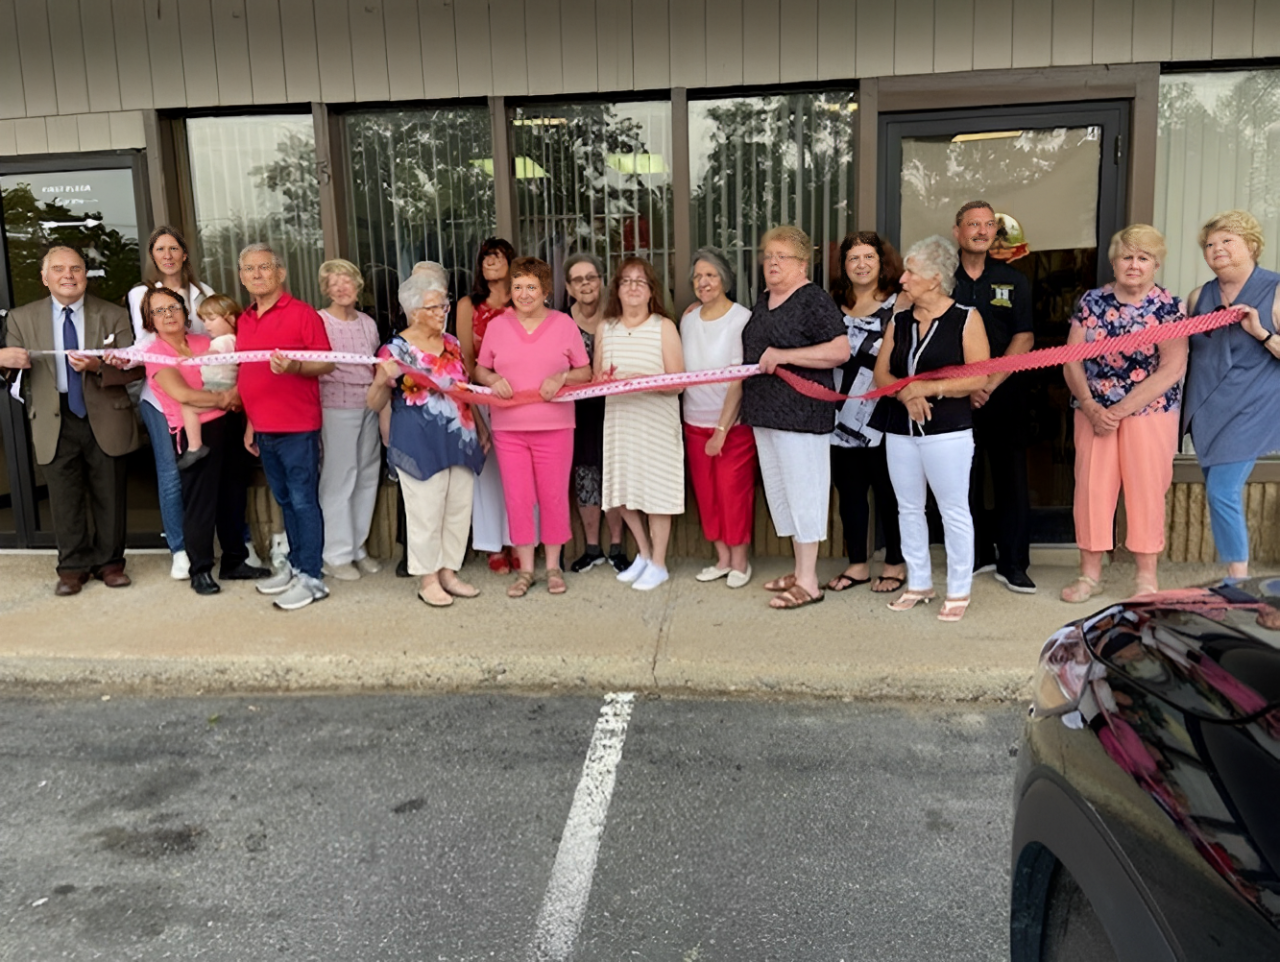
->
<box><xmin>527</xmin><ymin>691</ymin><xmax>635</xmax><ymax>962</ymax></box>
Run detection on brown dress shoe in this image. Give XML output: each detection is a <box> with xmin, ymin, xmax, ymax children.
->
<box><xmin>95</xmin><ymin>565</ymin><xmax>132</xmax><ymax>588</ymax></box>
<box><xmin>55</xmin><ymin>571</ymin><xmax>88</xmax><ymax>596</ymax></box>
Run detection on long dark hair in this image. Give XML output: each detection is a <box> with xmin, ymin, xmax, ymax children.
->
<box><xmin>829</xmin><ymin>231</ymin><xmax>903</xmax><ymax>309</ymax></box>
<box><xmin>604</xmin><ymin>257</ymin><xmax>668</xmax><ymax>321</ymax></box>
<box><xmin>468</xmin><ymin>237</ymin><xmax>516</xmax><ymax>306</ymax></box>
<box><xmin>142</xmin><ymin>226</ymin><xmax>200</xmax><ymax>290</ymax></box>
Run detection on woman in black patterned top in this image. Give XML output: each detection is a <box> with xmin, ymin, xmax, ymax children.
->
<box><xmin>827</xmin><ymin>232</ymin><xmax>907</xmax><ymax>595</ymax></box>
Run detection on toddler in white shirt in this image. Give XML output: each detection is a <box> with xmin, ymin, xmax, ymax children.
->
<box><xmin>178</xmin><ymin>297</ymin><xmax>240</xmax><ymax>469</ymax></box>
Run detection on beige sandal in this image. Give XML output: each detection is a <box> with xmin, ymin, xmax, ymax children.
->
<box><xmin>507</xmin><ymin>571</ymin><xmax>536</xmax><ymax>598</ymax></box>
<box><xmin>937</xmin><ymin>596</ymin><xmax>970</xmax><ymax>622</ymax></box>
<box><xmin>1061</xmin><ymin>574</ymin><xmax>1102</xmax><ymax>604</ymax></box>
<box><xmin>887</xmin><ymin>589</ymin><xmax>936</xmax><ymax>611</ymax></box>
<box><xmin>546</xmin><ymin>569</ymin><xmax>567</xmax><ymax>595</ymax></box>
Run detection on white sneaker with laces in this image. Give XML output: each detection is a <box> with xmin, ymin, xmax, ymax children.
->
<box><xmin>304</xmin><ymin>574</ymin><xmax>330</xmax><ymax>601</ymax></box>
<box><xmin>726</xmin><ymin>564</ymin><xmax>753</xmax><ymax>589</ymax></box>
<box><xmin>695</xmin><ymin>564</ymin><xmax>731</xmax><ymax>582</ymax></box>
<box><xmin>170</xmin><ymin>550</ymin><xmax>190</xmax><ymax>581</ymax></box>
<box><xmin>617</xmin><ymin>556</ymin><xmax>650</xmax><ymax>584</ymax></box>
<box><xmin>632</xmin><ymin>564</ymin><xmax>670</xmax><ymax>591</ymax></box>
<box><xmin>256</xmin><ymin>567</ymin><xmax>295</xmax><ymax>595</ymax></box>
<box><xmin>273</xmin><ymin>578</ymin><xmax>315</xmax><ymax>611</ymax></box>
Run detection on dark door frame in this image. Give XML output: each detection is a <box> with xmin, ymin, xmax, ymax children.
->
<box><xmin>0</xmin><ymin>150</ymin><xmax>150</xmax><ymax>549</ymax></box>
<box><xmin>876</xmin><ymin>100</ymin><xmax>1131</xmax><ymax>287</ymax></box>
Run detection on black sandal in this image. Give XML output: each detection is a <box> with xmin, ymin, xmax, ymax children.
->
<box><xmin>826</xmin><ymin>572</ymin><xmax>871</xmax><ymax>592</ymax></box>
<box><xmin>872</xmin><ymin>575</ymin><xmax>905</xmax><ymax>594</ymax></box>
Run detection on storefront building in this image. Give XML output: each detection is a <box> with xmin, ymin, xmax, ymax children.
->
<box><xmin>1</xmin><ymin>0</ymin><xmax>1277</xmax><ymax>560</ymax></box>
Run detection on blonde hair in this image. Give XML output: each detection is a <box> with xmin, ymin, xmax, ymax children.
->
<box><xmin>1198</xmin><ymin>209</ymin><xmax>1265</xmax><ymax>260</ymax></box>
<box><xmin>759</xmin><ymin>225</ymin><xmax>812</xmax><ymax>267</ymax></box>
<box><xmin>318</xmin><ymin>258</ymin><xmax>365</xmax><ymax>300</ymax></box>
<box><xmin>197</xmin><ymin>293</ymin><xmax>242</xmax><ymax>330</ymax></box>
<box><xmin>1108</xmin><ymin>224</ymin><xmax>1166</xmax><ymax>266</ymax></box>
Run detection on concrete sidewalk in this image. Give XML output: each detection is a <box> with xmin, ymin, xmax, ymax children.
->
<box><xmin>0</xmin><ymin>551</ymin><xmax>1239</xmax><ymax>702</ymax></box>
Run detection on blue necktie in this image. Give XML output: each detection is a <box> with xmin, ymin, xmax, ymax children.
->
<box><xmin>63</xmin><ymin>306</ymin><xmax>86</xmax><ymax>418</ymax></box>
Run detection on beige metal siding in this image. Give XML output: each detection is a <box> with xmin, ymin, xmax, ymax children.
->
<box><xmin>0</xmin><ymin>2</ymin><xmax>1274</xmax><ymax>126</ymax></box>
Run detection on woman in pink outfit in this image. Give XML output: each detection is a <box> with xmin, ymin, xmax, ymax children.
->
<box><xmin>474</xmin><ymin>257</ymin><xmax>592</xmax><ymax>597</ymax></box>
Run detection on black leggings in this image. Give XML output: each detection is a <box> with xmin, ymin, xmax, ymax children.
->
<box><xmin>830</xmin><ymin>443</ymin><xmax>903</xmax><ymax>566</ymax></box>
<box><xmin>179</xmin><ymin>413</ymin><xmax>250</xmax><ymax>576</ymax></box>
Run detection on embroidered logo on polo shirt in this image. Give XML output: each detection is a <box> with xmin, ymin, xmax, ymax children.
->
<box><xmin>991</xmin><ymin>284</ymin><xmax>1014</xmax><ymax>307</ymax></box>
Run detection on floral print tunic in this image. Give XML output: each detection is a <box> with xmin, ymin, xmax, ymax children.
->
<box><xmin>1070</xmin><ymin>284</ymin><xmax>1185</xmax><ymax>416</ymax></box>
<box><xmin>379</xmin><ymin>332</ymin><xmax>485</xmax><ymax>482</ymax></box>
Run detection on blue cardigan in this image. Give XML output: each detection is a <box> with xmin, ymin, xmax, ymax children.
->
<box><xmin>1183</xmin><ymin>266</ymin><xmax>1280</xmax><ymax>466</ymax></box>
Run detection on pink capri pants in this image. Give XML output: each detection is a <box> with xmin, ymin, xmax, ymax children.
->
<box><xmin>1073</xmin><ymin>409</ymin><xmax>1178</xmax><ymax>554</ymax></box>
<box><xmin>492</xmin><ymin>428</ymin><xmax>574</xmax><ymax>546</ymax></box>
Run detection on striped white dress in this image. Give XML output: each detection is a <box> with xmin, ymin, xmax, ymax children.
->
<box><xmin>600</xmin><ymin>314</ymin><xmax>685</xmax><ymax>514</ymax></box>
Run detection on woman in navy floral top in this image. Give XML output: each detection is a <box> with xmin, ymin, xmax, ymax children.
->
<box><xmin>1061</xmin><ymin>225</ymin><xmax>1187</xmax><ymax>603</ymax></box>
<box><xmin>367</xmin><ymin>269</ymin><xmax>488</xmax><ymax>607</ymax></box>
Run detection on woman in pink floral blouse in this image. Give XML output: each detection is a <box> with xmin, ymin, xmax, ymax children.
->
<box><xmin>1061</xmin><ymin>225</ymin><xmax>1187</xmax><ymax>603</ymax></box>
<box><xmin>367</xmin><ymin>268</ymin><xmax>488</xmax><ymax>607</ymax></box>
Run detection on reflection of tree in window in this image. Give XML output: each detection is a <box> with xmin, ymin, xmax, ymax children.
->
<box><xmin>345</xmin><ymin>108</ymin><xmax>496</xmax><ymax>326</ymax></box>
<box><xmin>513</xmin><ymin>103</ymin><xmax>673</xmax><ymax>298</ymax></box>
<box><xmin>691</xmin><ymin>93</ymin><xmax>856</xmax><ymax>304</ymax></box>
<box><xmin>1</xmin><ymin>183</ymin><xmax>139</xmax><ymax>306</ymax></box>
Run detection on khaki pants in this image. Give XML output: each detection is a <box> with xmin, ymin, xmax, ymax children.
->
<box><xmin>400</xmin><ymin>465</ymin><xmax>475</xmax><ymax>575</ymax></box>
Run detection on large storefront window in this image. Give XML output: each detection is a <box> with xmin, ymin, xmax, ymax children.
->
<box><xmin>690</xmin><ymin>91</ymin><xmax>857</xmax><ymax>307</ymax></box>
<box><xmin>512</xmin><ymin>101</ymin><xmax>674</xmax><ymax>307</ymax></box>
<box><xmin>1155</xmin><ymin>70</ymin><xmax>1280</xmax><ymax>298</ymax></box>
<box><xmin>346</xmin><ymin>107</ymin><xmax>496</xmax><ymax>337</ymax></box>
<box><xmin>186</xmin><ymin>116</ymin><xmax>324</xmax><ymax>307</ymax></box>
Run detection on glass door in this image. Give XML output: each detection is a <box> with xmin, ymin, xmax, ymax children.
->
<box><xmin>879</xmin><ymin>102</ymin><xmax>1130</xmax><ymax>544</ymax></box>
<box><xmin>0</xmin><ymin>155</ymin><xmax>148</xmax><ymax>547</ymax></box>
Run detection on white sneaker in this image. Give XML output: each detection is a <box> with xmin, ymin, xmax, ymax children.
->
<box><xmin>695</xmin><ymin>564</ymin><xmax>731</xmax><ymax>582</ymax></box>
<box><xmin>170</xmin><ymin>550</ymin><xmax>190</xmax><ymax>581</ymax></box>
<box><xmin>324</xmin><ymin>562</ymin><xmax>361</xmax><ymax>581</ymax></box>
<box><xmin>273</xmin><ymin>577</ymin><xmax>315</xmax><ymax>611</ymax></box>
<box><xmin>617</xmin><ymin>556</ymin><xmax>650</xmax><ymax>584</ymax></box>
<box><xmin>244</xmin><ymin>541</ymin><xmax>265</xmax><ymax>569</ymax></box>
<box><xmin>726</xmin><ymin>564</ymin><xmax>753</xmax><ymax>589</ymax></box>
<box><xmin>355</xmin><ymin>555</ymin><xmax>381</xmax><ymax>575</ymax></box>
<box><xmin>256</xmin><ymin>567</ymin><xmax>295</xmax><ymax>595</ymax></box>
<box><xmin>632</xmin><ymin>564</ymin><xmax>670</xmax><ymax>591</ymax></box>
<box><xmin>304</xmin><ymin>574</ymin><xmax>330</xmax><ymax>601</ymax></box>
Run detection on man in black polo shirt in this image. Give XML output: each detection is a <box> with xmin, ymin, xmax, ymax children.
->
<box><xmin>952</xmin><ymin>200</ymin><xmax>1036</xmax><ymax>593</ymax></box>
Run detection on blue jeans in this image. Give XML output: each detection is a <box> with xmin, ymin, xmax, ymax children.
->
<box><xmin>256</xmin><ymin>430</ymin><xmax>324</xmax><ymax>578</ymax></box>
<box><xmin>140</xmin><ymin>400</ymin><xmax>184</xmax><ymax>554</ymax></box>
<box><xmin>1203</xmin><ymin>459</ymin><xmax>1255</xmax><ymax>564</ymax></box>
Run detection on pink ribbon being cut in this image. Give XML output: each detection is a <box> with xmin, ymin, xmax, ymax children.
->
<box><xmin>28</xmin><ymin>306</ymin><xmax>1244</xmax><ymax>408</ymax></box>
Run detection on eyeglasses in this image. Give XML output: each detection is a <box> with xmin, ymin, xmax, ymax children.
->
<box><xmin>759</xmin><ymin>253</ymin><xmax>806</xmax><ymax>265</ymax></box>
<box><xmin>417</xmin><ymin>302</ymin><xmax>450</xmax><ymax>315</ymax></box>
<box><xmin>569</xmin><ymin>274</ymin><xmax>600</xmax><ymax>285</ymax></box>
<box><xmin>617</xmin><ymin>277</ymin><xmax>649</xmax><ymax>288</ymax></box>
<box><xmin>149</xmin><ymin>306</ymin><xmax>184</xmax><ymax>318</ymax></box>
<box><xmin>240</xmin><ymin>264</ymin><xmax>278</xmax><ymax>276</ymax></box>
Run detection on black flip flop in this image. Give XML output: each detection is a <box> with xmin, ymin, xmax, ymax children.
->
<box><xmin>827</xmin><ymin>573</ymin><xmax>871</xmax><ymax>592</ymax></box>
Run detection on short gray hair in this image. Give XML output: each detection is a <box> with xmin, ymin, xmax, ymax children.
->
<box><xmin>689</xmin><ymin>246</ymin><xmax>736</xmax><ymax>299</ymax></box>
<box><xmin>398</xmin><ymin>269</ymin><xmax>448</xmax><ymax>315</ymax></box>
<box><xmin>238</xmin><ymin>242</ymin><xmax>284</xmax><ymax>270</ymax></box>
<box><xmin>903</xmin><ymin>236</ymin><xmax>959</xmax><ymax>295</ymax></box>
<box><xmin>411</xmin><ymin>261</ymin><xmax>448</xmax><ymax>288</ymax></box>
<box><xmin>563</xmin><ymin>251</ymin><xmax>605</xmax><ymax>280</ymax></box>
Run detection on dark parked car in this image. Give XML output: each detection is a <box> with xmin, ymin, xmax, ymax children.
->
<box><xmin>1011</xmin><ymin>580</ymin><xmax>1280</xmax><ymax>961</ymax></box>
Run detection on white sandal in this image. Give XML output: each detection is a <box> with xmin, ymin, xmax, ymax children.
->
<box><xmin>1061</xmin><ymin>574</ymin><xmax>1102</xmax><ymax>604</ymax></box>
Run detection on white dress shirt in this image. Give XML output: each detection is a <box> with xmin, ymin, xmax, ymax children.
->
<box><xmin>51</xmin><ymin>296</ymin><xmax>86</xmax><ymax>394</ymax></box>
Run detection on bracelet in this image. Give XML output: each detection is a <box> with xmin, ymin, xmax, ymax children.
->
<box><xmin>714</xmin><ymin>424</ymin><xmax>729</xmax><ymax>432</ymax></box>
<box><xmin>1263</xmin><ymin>332</ymin><xmax>1277</xmax><ymax>348</ymax></box>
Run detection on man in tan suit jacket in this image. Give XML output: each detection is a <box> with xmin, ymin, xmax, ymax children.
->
<box><xmin>0</xmin><ymin>246</ymin><xmax>143</xmax><ymax>594</ymax></box>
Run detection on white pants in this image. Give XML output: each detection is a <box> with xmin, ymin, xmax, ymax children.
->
<box><xmin>755</xmin><ymin>427</ymin><xmax>830</xmax><ymax>544</ymax></box>
<box><xmin>319</xmin><ymin>406</ymin><xmax>382</xmax><ymax>567</ymax></box>
<box><xmin>401</xmin><ymin>465</ymin><xmax>475</xmax><ymax>575</ymax></box>
<box><xmin>885</xmin><ymin>430</ymin><xmax>975</xmax><ymax>598</ymax></box>
<box><xmin>470</xmin><ymin>408</ymin><xmax>512</xmax><ymax>552</ymax></box>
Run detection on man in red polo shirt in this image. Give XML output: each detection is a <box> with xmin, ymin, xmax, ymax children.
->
<box><xmin>235</xmin><ymin>242</ymin><xmax>335</xmax><ymax>610</ymax></box>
